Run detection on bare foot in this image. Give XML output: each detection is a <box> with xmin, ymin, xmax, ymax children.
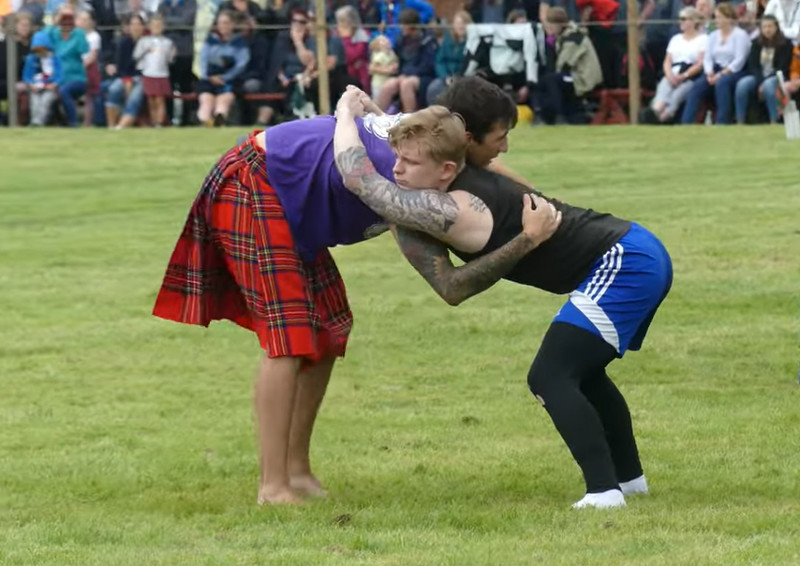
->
<box><xmin>257</xmin><ymin>485</ymin><xmax>304</xmax><ymax>505</ymax></box>
<box><xmin>290</xmin><ymin>474</ymin><xmax>328</xmax><ymax>498</ymax></box>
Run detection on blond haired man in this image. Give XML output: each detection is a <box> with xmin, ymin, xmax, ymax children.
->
<box><xmin>334</xmin><ymin>88</ymin><xmax>673</xmax><ymax>509</ymax></box>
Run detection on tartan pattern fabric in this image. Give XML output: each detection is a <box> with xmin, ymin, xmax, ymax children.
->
<box><xmin>152</xmin><ymin>132</ymin><xmax>353</xmax><ymax>361</ymax></box>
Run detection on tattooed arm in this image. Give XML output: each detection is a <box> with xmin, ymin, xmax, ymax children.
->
<box><xmin>394</xmin><ymin>226</ymin><xmax>535</xmax><ymax>305</ymax></box>
<box><xmin>393</xmin><ymin>193</ymin><xmax>562</xmax><ymax>306</ymax></box>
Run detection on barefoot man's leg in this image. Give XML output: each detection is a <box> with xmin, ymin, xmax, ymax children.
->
<box><xmin>255</xmin><ymin>354</ymin><xmax>304</xmax><ymax>504</ymax></box>
<box><xmin>288</xmin><ymin>356</ymin><xmax>336</xmax><ymax>496</ymax></box>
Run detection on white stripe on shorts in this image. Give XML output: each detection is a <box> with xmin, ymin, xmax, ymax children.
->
<box><xmin>590</xmin><ymin>243</ymin><xmax>624</xmax><ymax>302</ymax></box>
<box><xmin>568</xmin><ymin>291</ymin><xmax>621</xmax><ymax>352</ymax></box>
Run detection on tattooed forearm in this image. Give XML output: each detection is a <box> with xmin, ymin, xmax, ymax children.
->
<box><xmin>395</xmin><ymin>225</ymin><xmax>536</xmax><ymax>306</ymax></box>
<box><xmin>335</xmin><ymin>146</ymin><xmax>460</xmax><ymax>237</ymax></box>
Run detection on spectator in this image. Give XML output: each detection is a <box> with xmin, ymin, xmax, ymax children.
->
<box><xmin>45</xmin><ymin>5</ymin><xmax>88</xmax><ymax>127</ymax></box>
<box><xmin>377</xmin><ymin>0</ymin><xmax>434</xmax><ymax>46</ymax></box>
<box><xmin>19</xmin><ymin>0</ymin><xmax>46</xmax><ymax>27</ymax></box>
<box><xmin>763</xmin><ymin>0</ymin><xmax>800</xmax><ymax>44</ymax></box>
<box><xmin>368</xmin><ymin>33</ymin><xmax>397</xmax><ymax>100</ymax></box>
<box><xmin>116</xmin><ymin>0</ymin><xmax>152</xmax><ymax>22</ymax></box>
<box><xmin>644</xmin><ymin>6</ymin><xmax>706</xmax><ymax>124</ymax></box>
<box><xmin>506</xmin><ymin>7</ymin><xmax>529</xmax><ymax>22</ymax></box>
<box><xmin>239</xmin><ymin>14</ymin><xmax>273</xmax><ymax>125</ymax></box>
<box><xmin>22</xmin><ymin>29</ymin><xmax>61</xmax><ymax>125</ymax></box>
<box><xmin>355</xmin><ymin>0</ymin><xmax>380</xmax><ymax>28</ymax></box>
<box><xmin>696</xmin><ymin>0</ymin><xmax>716</xmax><ymax>32</ymax></box>
<box><xmin>158</xmin><ymin>0</ymin><xmax>196</xmax><ymax>97</ymax></box>
<box><xmin>214</xmin><ymin>0</ymin><xmax>261</xmax><ymax>27</ymax></box>
<box><xmin>266</xmin><ymin>8</ymin><xmax>315</xmax><ymax>117</ymax></box>
<box><xmin>734</xmin><ymin>14</ymin><xmax>792</xmax><ymax>124</ymax></box>
<box><xmin>426</xmin><ymin>9</ymin><xmax>470</xmax><ymax>105</ymax></box>
<box><xmin>374</xmin><ymin>8</ymin><xmax>437</xmax><ymax>112</ymax></box>
<box><xmin>196</xmin><ymin>10</ymin><xmax>249</xmax><ymax>126</ymax></box>
<box><xmin>105</xmin><ymin>14</ymin><xmax>145</xmax><ymax>129</ymax></box>
<box><xmin>76</xmin><ymin>9</ymin><xmax>101</xmax><ymax>126</ymax></box>
<box><xmin>539</xmin><ymin>6</ymin><xmax>602</xmax><ymax>124</ymax></box>
<box><xmin>680</xmin><ymin>2</ymin><xmax>750</xmax><ymax>124</ymax></box>
<box><xmin>334</xmin><ymin>4</ymin><xmax>370</xmax><ymax>92</ymax></box>
<box><xmin>0</xmin><ymin>11</ymin><xmax>34</xmax><ymax>124</ymax></box>
<box><xmin>134</xmin><ymin>13</ymin><xmax>175</xmax><ymax>126</ymax></box>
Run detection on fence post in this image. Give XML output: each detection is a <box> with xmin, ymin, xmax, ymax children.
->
<box><xmin>626</xmin><ymin>0</ymin><xmax>641</xmax><ymax>125</ymax></box>
<box><xmin>314</xmin><ymin>0</ymin><xmax>330</xmax><ymax>115</ymax></box>
<box><xmin>5</xmin><ymin>13</ymin><xmax>18</xmax><ymax>127</ymax></box>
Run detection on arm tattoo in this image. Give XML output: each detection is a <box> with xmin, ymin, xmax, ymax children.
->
<box><xmin>468</xmin><ymin>194</ymin><xmax>488</xmax><ymax>213</ymax></box>
<box><xmin>395</xmin><ymin>226</ymin><xmax>536</xmax><ymax>306</ymax></box>
<box><xmin>335</xmin><ymin>146</ymin><xmax>460</xmax><ymax>237</ymax></box>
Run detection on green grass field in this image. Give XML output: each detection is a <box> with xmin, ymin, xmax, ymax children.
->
<box><xmin>1</xmin><ymin>125</ymin><xmax>799</xmax><ymax>566</ymax></box>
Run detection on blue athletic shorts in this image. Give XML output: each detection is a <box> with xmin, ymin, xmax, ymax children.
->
<box><xmin>552</xmin><ymin>223</ymin><xmax>673</xmax><ymax>356</ymax></box>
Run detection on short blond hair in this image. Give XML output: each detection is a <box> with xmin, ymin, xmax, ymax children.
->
<box><xmin>388</xmin><ymin>106</ymin><xmax>467</xmax><ymax>167</ymax></box>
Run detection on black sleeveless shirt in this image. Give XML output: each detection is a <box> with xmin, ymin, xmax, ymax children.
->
<box><xmin>448</xmin><ymin>165</ymin><xmax>632</xmax><ymax>294</ymax></box>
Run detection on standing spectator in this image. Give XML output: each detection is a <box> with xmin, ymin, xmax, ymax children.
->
<box><xmin>105</xmin><ymin>14</ymin><xmax>145</xmax><ymax>129</ymax></box>
<box><xmin>374</xmin><ymin>8</ymin><xmax>437</xmax><ymax>111</ymax></box>
<box><xmin>645</xmin><ymin>6</ymin><xmax>706</xmax><ymax>124</ymax></box>
<box><xmin>19</xmin><ymin>0</ymin><xmax>46</xmax><ymax>27</ymax></box>
<box><xmin>355</xmin><ymin>0</ymin><xmax>380</xmax><ymax>28</ymax></box>
<box><xmin>134</xmin><ymin>13</ymin><xmax>174</xmax><ymax>126</ymax></box>
<box><xmin>46</xmin><ymin>5</ymin><xmax>88</xmax><ymax>127</ymax></box>
<box><xmin>763</xmin><ymin>0</ymin><xmax>800</xmax><ymax>44</ymax></box>
<box><xmin>539</xmin><ymin>6</ymin><xmax>602</xmax><ymax>124</ymax></box>
<box><xmin>368</xmin><ymin>33</ymin><xmax>397</xmax><ymax>100</ymax></box>
<box><xmin>76</xmin><ymin>9</ymin><xmax>101</xmax><ymax>126</ymax></box>
<box><xmin>116</xmin><ymin>0</ymin><xmax>152</xmax><ymax>21</ymax></box>
<box><xmin>158</xmin><ymin>0</ymin><xmax>196</xmax><ymax>97</ymax></box>
<box><xmin>696</xmin><ymin>0</ymin><xmax>716</xmax><ymax>32</ymax></box>
<box><xmin>214</xmin><ymin>0</ymin><xmax>261</xmax><ymax>26</ymax></box>
<box><xmin>680</xmin><ymin>2</ymin><xmax>750</xmax><ymax>124</ymax></box>
<box><xmin>426</xmin><ymin>9</ymin><xmax>470</xmax><ymax>105</ymax></box>
<box><xmin>734</xmin><ymin>15</ymin><xmax>792</xmax><ymax>123</ymax></box>
<box><xmin>377</xmin><ymin>0</ymin><xmax>434</xmax><ymax>47</ymax></box>
<box><xmin>22</xmin><ymin>29</ymin><xmax>61</xmax><ymax>125</ymax></box>
<box><xmin>576</xmin><ymin>0</ymin><xmax>618</xmax><ymax>89</ymax></box>
<box><xmin>0</xmin><ymin>11</ymin><xmax>34</xmax><ymax>124</ymax></box>
<box><xmin>334</xmin><ymin>4</ymin><xmax>370</xmax><ymax>91</ymax></box>
<box><xmin>196</xmin><ymin>10</ymin><xmax>249</xmax><ymax>126</ymax></box>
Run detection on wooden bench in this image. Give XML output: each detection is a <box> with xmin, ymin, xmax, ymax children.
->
<box><xmin>590</xmin><ymin>88</ymin><xmax>655</xmax><ymax>125</ymax></box>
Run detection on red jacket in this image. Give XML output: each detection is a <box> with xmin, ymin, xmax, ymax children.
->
<box><xmin>576</xmin><ymin>0</ymin><xmax>619</xmax><ymax>28</ymax></box>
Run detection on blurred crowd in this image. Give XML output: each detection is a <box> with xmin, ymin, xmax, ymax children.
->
<box><xmin>1</xmin><ymin>0</ymin><xmax>799</xmax><ymax>127</ymax></box>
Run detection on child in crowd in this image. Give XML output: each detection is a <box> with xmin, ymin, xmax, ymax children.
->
<box><xmin>77</xmin><ymin>10</ymin><xmax>101</xmax><ymax>126</ymax></box>
<box><xmin>22</xmin><ymin>30</ymin><xmax>62</xmax><ymax>126</ymax></box>
<box><xmin>134</xmin><ymin>14</ymin><xmax>175</xmax><ymax>127</ymax></box>
<box><xmin>368</xmin><ymin>34</ymin><xmax>398</xmax><ymax>101</ymax></box>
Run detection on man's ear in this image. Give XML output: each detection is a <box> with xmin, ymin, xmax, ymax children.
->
<box><xmin>464</xmin><ymin>131</ymin><xmax>474</xmax><ymax>146</ymax></box>
<box><xmin>441</xmin><ymin>160</ymin><xmax>458</xmax><ymax>182</ymax></box>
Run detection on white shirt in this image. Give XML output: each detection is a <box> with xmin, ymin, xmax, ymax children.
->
<box><xmin>82</xmin><ymin>30</ymin><xmax>101</xmax><ymax>64</ymax></box>
<box><xmin>133</xmin><ymin>36</ymin><xmax>175</xmax><ymax>78</ymax></box>
<box><xmin>667</xmin><ymin>33</ymin><xmax>708</xmax><ymax>75</ymax></box>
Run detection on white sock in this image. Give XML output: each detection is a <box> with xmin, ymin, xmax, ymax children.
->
<box><xmin>572</xmin><ymin>489</ymin><xmax>626</xmax><ymax>509</ymax></box>
<box><xmin>619</xmin><ymin>475</ymin><xmax>649</xmax><ymax>496</ymax></box>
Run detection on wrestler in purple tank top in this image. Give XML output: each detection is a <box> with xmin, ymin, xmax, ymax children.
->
<box><xmin>264</xmin><ymin>113</ymin><xmax>405</xmax><ymax>261</ymax></box>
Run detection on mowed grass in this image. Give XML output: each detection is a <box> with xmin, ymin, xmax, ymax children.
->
<box><xmin>1</xmin><ymin>125</ymin><xmax>799</xmax><ymax>566</ymax></box>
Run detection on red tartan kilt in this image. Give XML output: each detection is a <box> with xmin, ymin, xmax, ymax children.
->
<box><xmin>152</xmin><ymin>133</ymin><xmax>353</xmax><ymax>362</ymax></box>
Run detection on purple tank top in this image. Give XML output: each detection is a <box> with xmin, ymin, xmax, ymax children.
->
<box><xmin>264</xmin><ymin>114</ymin><xmax>405</xmax><ymax>261</ymax></box>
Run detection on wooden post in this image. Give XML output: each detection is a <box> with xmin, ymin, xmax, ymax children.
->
<box><xmin>5</xmin><ymin>13</ymin><xmax>18</xmax><ymax>127</ymax></box>
<box><xmin>626</xmin><ymin>0</ymin><xmax>640</xmax><ymax>124</ymax></box>
<box><xmin>314</xmin><ymin>0</ymin><xmax>330</xmax><ymax>115</ymax></box>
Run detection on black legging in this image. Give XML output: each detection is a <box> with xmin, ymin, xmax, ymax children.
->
<box><xmin>527</xmin><ymin>322</ymin><xmax>643</xmax><ymax>493</ymax></box>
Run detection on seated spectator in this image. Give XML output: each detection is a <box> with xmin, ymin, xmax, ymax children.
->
<box><xmin>377</xmin><ymin>0</ymin><xmax>434</xmax><ymax>47</ymax></box>
<box><xmin>23</xmin><ymin>29</ymin><xmax>61</xmax><ymax>125</ymax></box>
<box><xmin>368</xmin><ymin>33</ymin><xmax>397</xmax><ymax>101</ymax></box>
<box><xmin>105</xmin><ymin>14</ymin><xmax>145</xmax><ymax>129</ymax></box>
<box><xmin>45</xmin><ymin>5</ymin><xmax>89</xmax><ymax>127</ymax></box>
<box><xmin>134</xmin><ymin>14</ymin><xmax>175</xmax><ymax>126</ymax></box>
<box><xmin>0</xmin><ymin>11</ymin><xmax>33</xmax><ymax>124</ymax></box>
<box><xmin>644</xmin><ymin>7</ymin><xmax>706</xmax><ymax>124</ymax></box>
<box><xmin>76</xmin><ymin>9</ymin><xmax>101</xmax><ymax>126</ymax></box>
<box><xmin>196</xmin><ymin>10</ymin><xmax>249</xmax><ymax>126</ymax></box>
<box><xmin>334</xmin><ymin>4</ymin><xmax>370</xmax><ymax>92</ymax></box>
<box><xmin>158</xmin><ymin>0</ymin><xmax>197</xmax><ymax>98</ymax></box>
<box><xmin>734</xmin><ymin>15</ymin><xmax>791</xmax><ymax>124</ymax></box>
<box><xmin>266</xmin><ymin>8</ymin><xmax>316</xmax><ymax>118</ymax></box>
<box><xmin>238</xmin><ymin>14</ymin><xmax>274</xmax><ymax>125</ymax></box>
<box><xmin>680</xmin><ymin>2</ymin><xmax>750</xmax><ymax>124</ymax></box>
<box><xmin>374</xmin><ymin>8</ymin><xmax>437</xmax><ymax>112</ymax></box>
<box><xmin>763</xmin><ymin>0</ymin><xmax>800</xmax><ymax>45</ymax></box>
<box><xmin>426</xmin><ymin>9</ymin><xmax>470</xmax><ymax>106</ymax></box>
<box><xmin>538</xmin><ymin>6</ymin><xmax>602</xmax><ymax>124</ymax></box>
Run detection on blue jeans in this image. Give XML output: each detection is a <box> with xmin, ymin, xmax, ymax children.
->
<box><xmin>680</xmin><ymin>70</ymin><xmax>745</xmax><ymax>125</ymax></box>
<box><xmin>735</xmin><ymin>74</ymin><xmax>780</xmax><ymax>123</ymax></box>
<box><xmin>105</xmin><ymin>77</ymin><xmax>144</xmax><ymax>118</ymax></box>
<box><xmin>59</xmin><ymin>80</ymin><xmax>87</xmax><ymax>127</ymax></box>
